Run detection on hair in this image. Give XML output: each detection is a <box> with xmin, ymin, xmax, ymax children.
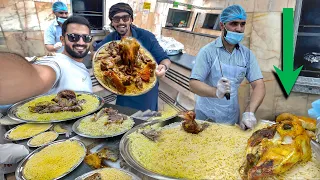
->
<box><xmin>61</xmin><ymin>15</ymin><xmax>91</xmax><ymax>36</ymax></box>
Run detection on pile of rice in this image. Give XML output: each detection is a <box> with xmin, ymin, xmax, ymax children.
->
<box><xmin>129</xmin><ymin>122</ymin><xmax>320</xmax><ymax>179</ymax></box>
<box><xmin>23</xmin><ymin>140</ymin><xmax>85</xmax><ymax>180</ymax></box>
<box><xmin>77</xmin><ymin>115</ymin><xmax>134</xmax><ymax>136</ymax></box>
<box><xmin>29</xmin><ymin>131</ymin><xmax>58</xmax><ymax>146</ymax></box>
<box><xmin>8</xmin><ymin>123</ymin><xmax>51</xmax><ymax>140</ymax></box>
<box><xmin>83</xmin><ymin>168</ymin><xmax>133</xmax><ymax>180</ymax></box>
<box><xmin>16</xmin><ymin>94</ymin><xmax>99</xmax><ymax>121</ymax></box>
<box><xmin>53</xmin><ymin>124</ymin><xmax>68</xmax><ymax>133</ymax></box>
<box><xmin>148</xmin><ymin>104</ymin><xmax>178</xmax><ymax>121</ymax></box>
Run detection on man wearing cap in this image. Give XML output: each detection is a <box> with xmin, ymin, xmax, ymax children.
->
<box><xmin>189</xmin><ymin>5</ymin><xmax>265</xmax><ymax>130</ymax></box>
<box><xmin>94</xmin><ymin>3</ymin><xmax>171</xmax><ymax>111</ymax></box>
<box><xmin>44</xmin><ymin>1</ymin><xmax>69</xmax><ymax>53</ymax></box>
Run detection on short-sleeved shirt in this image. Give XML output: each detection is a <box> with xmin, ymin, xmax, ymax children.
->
<box><xmin>94</xmin><ymin>25</ymin><xmax>169</xmax><ymax>111</ymax></box>
<box><xmin>36</xmin><ymin>53</ymin><xmax>92</xmax><ymax>94</ymax></box>
<box><xmin>44</xmin><ymin>20</ymin><xmax>64</xmax><ymax>53</ymax></box>
<box><xmin>190</xmin><ymin>37</ymin><xmax>263</xmax><ymax>87</ymax></box>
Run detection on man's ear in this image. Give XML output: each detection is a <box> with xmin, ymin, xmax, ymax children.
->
<box><xmin>60</xmin><ymin>35</ymin><xmax>65</xmax><ymax>46</ymax></box>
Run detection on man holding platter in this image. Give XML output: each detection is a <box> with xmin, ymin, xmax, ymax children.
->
<box><xmin>94</xmin><ymin>3</ymin><xmax>171</xmax><ymax>111</ymax></box>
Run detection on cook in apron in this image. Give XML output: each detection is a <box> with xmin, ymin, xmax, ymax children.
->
<box><xmin>195</xmin><ymin>48</ymin><xmax>247</xmax><ymax>124</ymax></box>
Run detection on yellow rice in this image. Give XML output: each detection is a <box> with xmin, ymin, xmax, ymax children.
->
<box><xmin>77</xmin><ymin>115</ymin><xmax>134</xmax><ymax>136</ymax></box>
<box><xmin>85</xmin><ymin>168</ymin><xmax>133</xmax><ymax>180</ymax></box>
<box><xmin>53</xmin><ymin>124</ymin><xmax>68</xmax><ymax>133</ymax></box>
<box><xmin>23</xmin><ymin>140</ymin><xmax>85</xmax><ymax>180</ymax></box>
<box><xmin>29</xmin><ymin>131</ymin><xmax>58</xmax><ymax>146</ymax></box>
<box><xmin>129</xmin><ymin>122</ymin><xmax>320</xmax><ymax>180</ymax></box>
<box><xmin>148</xmin><ymin>104</ymin><xmax>178</xmax><ymax>121</ymax></box>
<box><xmin>8</xmin><ymin>123</ymin><xmax>51</xmax><ymax>140</ymax></box>
<box><xmin>16</xmin><ymin>94</ymin><xmax>99</xmax><ymax>121</ymax></box>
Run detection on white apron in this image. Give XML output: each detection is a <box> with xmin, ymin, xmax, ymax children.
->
<box><xmin>195</xmin><ymin>48</ymin><xmax>247</xmax><ymax>124</ymax></box>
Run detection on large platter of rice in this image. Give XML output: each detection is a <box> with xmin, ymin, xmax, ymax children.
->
<box><xmin>72</xmin><ymin>114</ymin><xmax>135</xmax><ymax>138</ymax></box>
<box><xmin>8</xmin><ymin>91</ymin><xmax>104</xmax><ymax>123</ymax></box>
<box><xmin>120</xmin><ymin>120</ymin><xmax>320</xmax><ymax>180</ymax></box>
<box><xmin>16</xmin><ymin>139</ymin><xmax>86</xmax><ymax>180</ymax></box>
<box><xmin>75</xmin><ymin>167</ymin><xmax>141</xmax><ymax>180</ymax></box>
<box><xmin>4</xmin><ymin>123</ymin><xmax>52</xmax><ymax>141</ymax></box>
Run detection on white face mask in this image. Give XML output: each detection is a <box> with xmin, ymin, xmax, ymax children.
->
<box><xmin>224</xmin><ymin>27</ymin><xmax>244</xmax><ymax>45</ymax></box>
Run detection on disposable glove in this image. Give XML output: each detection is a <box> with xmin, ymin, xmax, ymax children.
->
<box><xmin>53</xmin><ymin>42</ymin><xmax>62</xmax><ymax>50</ymax></box>
<box><xmin>240</xmin><ymin>112</ymin><xmax>257</xmax><ymax>130</ymax></box>
<box><xmin>216</xmin><ymin>77</ymin><xmax>231</xmax><ymax>99</ymax></box>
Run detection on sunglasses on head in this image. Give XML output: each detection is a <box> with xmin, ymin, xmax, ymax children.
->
<box><xmin>66</xmin><ymin>33</ymin><xmax>93</xmax><ymax>43</ymax></box>
<box><xmin>112</xmin><ymin>15</ymin><xmax>131</xmax><ymax>23</ymax></box>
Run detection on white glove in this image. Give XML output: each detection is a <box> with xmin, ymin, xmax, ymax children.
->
<box><xmin>216</xmin><ymin>77</ymin><xmax>231</xmax><ymax>99</ymax></box>
<box><xmin>53</xmin><ymin>42</ymin><xmax>62</xmax><ymax>50</ymax></box>
<box><xmin>240</xmin><ymin>112</ymin><xmax>257</xmax><ymax>130</ymax></box>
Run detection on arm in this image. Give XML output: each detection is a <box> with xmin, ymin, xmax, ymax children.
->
<box><xmin>189</xmin><ymin>79</ymin><xmax>218</xmax><ymax>98</ymax></box>
<box><xmin>156</xmin><ymin>58</ymin><xmax>171</xmax><ymax>78</ymax></box>
<box><xmin>245</xmin><ymin>79</ymin><xmax>265</xmax><ymax>113</ymax></box>
<box><xmin>0</xmin><ymin>53</ymin><xmax>56</xmax><ymax>104</ymax></box>
<box><xmin>45</xmin><ymin>44</ymin><xmax>59</xmax><ymax>52</ymax></box>
<box><xmin>44</xmin><ymin>26</ymin><xmax>60</xmax><ymax>52</ymax></box>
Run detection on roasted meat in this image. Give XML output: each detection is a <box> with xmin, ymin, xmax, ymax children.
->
<box><xmin>141</xmin><ymin>129</ymin><xmax>161</xmax><ymax>141</ymax></box>
<box><xmin>276</xmin><ymin>113</ymin><xmax>317</xmax><ymax>132</ymax></box>
<box><xmin>84</xmin><ymin>153</ymin><xmax>104</xmax><ymax>169</ymax></box>
<box><xmin>119</xmin><ymin>37</ymin><xmax>140</xmax><ymax>73</ymax></box>
<box><xmin>84</xmin><ymin>173</ymin><xmax>102</xmax><ymax>180</ymax></box>
<box><xmin>239</xmin><ymin>118</ymin><xmax>312</xmax><ymax>180</ymax></box>
<box><xmin>179</xmin><ymin>111</ymin><xmax>209</xmax><ymax>134</ymax></box>
<box><xmin>97</xmin><ymin>147</ymin><xmax>119</xmax><ymax>162</ymax></box>
<box><xmin>28</xmin><ymin>90</ymin><xmax>86</xmax><ymax>114</ymax></box>
<box><xmin>103</xmin><ymin>71</ymin><xmax>126</xmax><ymax>94</ymax></box>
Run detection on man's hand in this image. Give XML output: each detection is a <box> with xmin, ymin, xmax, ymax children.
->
<box><xmin>53</xmin><ymin>42</ymin><xmax>62</xmax><ymax>51</ymax></box>
<box><xmin>216</xmin><ymin>77</ymin><xmax>231</xmax><ymax>99</ymax></box>
<box><xmin>155</xmin><ymin>64</ymin><xmax>167</xmax><ymax>78</ymax></box>
<box><xmin>240</xmin><ymin>112</ymin><xmax>257</xmax><ymax>130</ymax></box>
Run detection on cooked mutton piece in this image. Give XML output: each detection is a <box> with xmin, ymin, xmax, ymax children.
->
<box><xmin>97</xmin><ymin>147</ymin><xmax>119</xmax><ymax>162</ymax></box>
<box><xmin>134</xmin><ymin>77</ymin><xmax>143</xmax><ymax>89</ymax></box>
<box><xmin>118</xmin><ymin>37</ymin><xmax>140</xmax><ymax>74</ymax></box>
<box><xmin>179</xmin><ymin>111</ymin><xmax>209</xmax><ymax>134</ymax></box>
<box><xmin>91</xmin><ymin>107</ymin><xmax>125</xmax><ymax>123</ymax></box>
<box><xmin>141</xmin><ymin>129</ymin><xmax>161</xmax><ymax>141</ymax></box>
<box><xmin>103</xmin><ymin>71</ymin><xmax>126</xmax><ymax>94</ymax></box>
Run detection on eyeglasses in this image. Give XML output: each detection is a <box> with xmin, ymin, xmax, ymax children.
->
<box><xmin>112</xmin><ymin>15</ymin><xmax>131</xmax><ymax>23</ymax></box>
<box><xmin>58</xmin><ymin>12</ymin><xmax>68</xmax><ymax>15</ymax></box>
<box><xmin>66</xmin><ymin>33</ymin><xmax>93</xmax><ymax>43</ymax></box>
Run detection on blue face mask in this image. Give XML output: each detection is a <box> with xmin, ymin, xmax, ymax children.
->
<box><xmin>224</xmin><ymin>27</ymin><xmax>244</xmax><ymax>45</ymax></box>
<box><xmin>57</xmin><ymin>17</ymin><xmax>67</xmax><ymax>24</ymax></box>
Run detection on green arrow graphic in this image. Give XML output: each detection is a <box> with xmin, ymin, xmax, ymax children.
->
<box><xmin>274</xmin><ymin>8</ymin><xmax>303</xmax><ymax>96</ymax></box>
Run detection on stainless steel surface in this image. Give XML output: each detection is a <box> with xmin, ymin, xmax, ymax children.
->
<box><xmin>74</xmin><ymin>167</ymin><xmax>141</xmax><ymax>180</ymax></box>
<box><xmin>72</xmin><ymin>114</ymin><xmax>135</xmax><ymax>138</ymax></box>
<box><xmin>4</xmin><ymin>124</ymin><xmax>53</xmax><ymax>141</ymax></box>
<box><xmin>7</xmin><ymin>91</ymin><xmax>104</xmax><ymax>123</ymax></box>
<box><xmin>15</xmin><ymin>139</ymin><xmax>86</xmax><ymax>180</ymax></box>
<box><xmin>26</xmin><ymin>131</ymin><xmax>59</xmax><ymax>148</ymax></box>
<box><xmin>92</xmin><ymin>40</ymin><xmax>158</xmax><ymax>96</ymax></box>
<box><xmin>0</xmin><ymin>115</ymin><xmax>23</xmax><ymax>125</ymax></box>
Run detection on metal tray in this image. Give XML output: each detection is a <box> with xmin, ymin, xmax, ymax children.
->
<box><xmin>4</xmin><ymin>123</ymin><xmax>53</xmax><ymax>141</ymax></box>
<box><xmin>92</xmin><ymin>39</ymin><xmax>158</xmax><ymax>96</ymax></box>
<box><xmin>15</xmin><ymin>139</ymin><xmax>86</xmax><ymax>180</ymax></box>
<box><xmin>7</xmin><ymin>91</ymin><xmax>105</xmax><ymax>123</ymax></box>
<box><xmin>75</xmin><ymin>167</ymin><xmax>141</xmax><ymax>180</ymax></box>
<box><xmin>72</xmin><ymin>114</ymin><xmax>135</xmax><ymax>138</ymax></box>
<box><xmin>120</xmin><ymin>119</ymin><xmax>316</xmax><ymax>180</ymax></box>
<box><xmin>26</xmin><ymin>131</ymin><xmax>59</xmax><ymax>148</ymax></box>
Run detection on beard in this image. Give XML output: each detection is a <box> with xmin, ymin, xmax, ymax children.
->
<box><xmin>65</xmin><ymin>43</ymin><xmax>89</xmax><ymax>59</ymax></box>
<box><xmin>115</xmin><ymin>23</ymin><xmax>129</xmax><ymax>36</ymax></box>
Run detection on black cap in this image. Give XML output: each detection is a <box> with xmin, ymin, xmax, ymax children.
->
<box><xmin>109</xmin><ymin>3</ymin><xmax>133</xmax><ymax>21</ymax></box>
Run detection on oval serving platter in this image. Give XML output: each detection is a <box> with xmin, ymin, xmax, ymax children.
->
<box><xmin>92</xmin><ymin>39</ymin><xmax>158</xmax><ymax>96</ymax></box>
<box><xmin>7</xmin><ymin>91</ymin><xmax>104</xmax><ymax>123</ymax></box>
<box><xmin>16</xmin><ymin>139</ymin><xmax>86</xmax><ymax>180</ymax></box>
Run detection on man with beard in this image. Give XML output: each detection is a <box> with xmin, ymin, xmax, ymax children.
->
<box><xmin>44</xmin><ymin>2</ymin><xmax>69</xmax><ymax>53</ymax></box>
<box><xmin>94</xmin><ymin>3</ymin><xmax>171</xmax><ymax>111</ymax></box>
<box><xmin>0</xmin><ymin>16</ymin><xmax>93</xmax><ymax>105</ymax></box>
